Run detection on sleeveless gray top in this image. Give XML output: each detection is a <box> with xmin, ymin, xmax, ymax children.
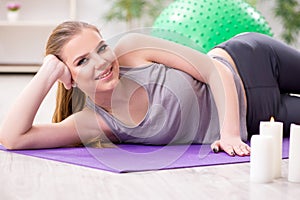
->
<box><xmin>86</xmin><ymin>61</ymin><xmax>247</xmax><ymax>145</ymax></box>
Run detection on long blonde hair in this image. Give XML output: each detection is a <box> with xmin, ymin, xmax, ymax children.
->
<box><xmin>45</xmin><ymin>21</ymin><xmax>99</xmax><ymax>123</ymax></box>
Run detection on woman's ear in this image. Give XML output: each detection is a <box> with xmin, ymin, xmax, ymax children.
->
<box><xmin>71</xmin><ymin>80</ymin><xmax>77</xmax><ymax>88</ymax></box>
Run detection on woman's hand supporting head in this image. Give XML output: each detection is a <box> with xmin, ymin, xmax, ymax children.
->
<box><xmin>41</xmin><ymin>54</ymin><xmax>73</xmax><ymax>90</ymax></box>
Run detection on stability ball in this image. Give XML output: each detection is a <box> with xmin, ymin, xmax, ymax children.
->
<box><xmin>152</xmin><ymin>0</ymin><xmax>273</xmax><ymax>53</ymax></box>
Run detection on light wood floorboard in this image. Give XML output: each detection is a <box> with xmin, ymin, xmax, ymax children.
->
<box><xmin>0</xmin><ymin>151</ymin><xmax>299</xmax><ymax>200</ymax></box>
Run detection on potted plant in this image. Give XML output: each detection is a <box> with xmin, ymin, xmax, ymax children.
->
<box><xmin>6</xmin><ymin>2</ymin><xmax>21</xmax><ymax>22</ymax></box>
<box><xmin>104</xmin><ymin>0</ymin><xmax>173</xmax><ymax>29</ymax></box>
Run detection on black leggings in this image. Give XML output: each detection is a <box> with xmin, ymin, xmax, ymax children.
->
<box><xmin>216</xmin><ymin>32</ymin><xmax>300</xmax><ymax>137</ymax></box>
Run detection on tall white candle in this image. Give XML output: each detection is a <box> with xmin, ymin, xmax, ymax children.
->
<box><xmin>288</xmin><ymin>123</ymin><xmax>300</xmax><ymax>182</ymax></box>
<box><xmin>259</xmin><ymin>118</ymin><xmax>283</xmax><ymax>178</ymax></box>
<box><xmin>250</xmin><ymin>135</ymin><xmax>274</xmax><ymax>183</ymax></box>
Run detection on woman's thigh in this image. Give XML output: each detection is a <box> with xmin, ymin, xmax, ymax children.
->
<box><xmin>218</xmin><ymin>32</ymin><xmax>300</xmax><ymax>93</ymax></box>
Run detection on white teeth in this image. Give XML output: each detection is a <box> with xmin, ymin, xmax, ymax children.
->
<box><xmin>97</xmin><ymin>68</ymin><xmax>112</xmax><ymax>80</ymax></box>
<box><xmin>100</xmin><ymin>68</ymin><xmax>112</xmax><ymax>79</ymax></box>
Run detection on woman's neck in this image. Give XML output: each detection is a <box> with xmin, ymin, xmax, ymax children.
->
<box><xmin>91</xmin><ymin>90</ymin><xmax>114</xmax><ymax>114</ymax></box>
<box><xmin>90</xmin><ymin>77</ymin><xmax>128</xmax><ymax>114</ymax></box>
<box><xmin>89</xmin><ymin>76</ymin><xmax>149</xmax><ymax>126</ymax></box>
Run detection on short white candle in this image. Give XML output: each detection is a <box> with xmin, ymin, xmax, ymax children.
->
<box><xmin>259</xmin><ymin>118</ymin><xmax>283</xmax><ymax>178</ymax></box>
<box><xmin>250</xmin><ymin>135</ymin><xmax>274</xmax><ymax>183</ymax></box>
<box><xmin>288</xmin><ymin>123</ymin><xmax>300</xmax><ymax>182</ymax></box>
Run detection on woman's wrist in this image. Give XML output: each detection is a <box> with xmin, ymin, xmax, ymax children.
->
<box><xmin>37</xmin><ymin>55</ymin><xmax>68</xmax><ymax>88</ymax></box>
<box><xmin>220</xmin><ymin>126</ymin><xmax>241</xmax><ymax>140</ymax></box>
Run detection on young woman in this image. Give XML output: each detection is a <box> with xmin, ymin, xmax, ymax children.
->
<box><xmin>1</xmin><ymin>21</ymin><xmax>298</xmax><ymax>156</ymax></box>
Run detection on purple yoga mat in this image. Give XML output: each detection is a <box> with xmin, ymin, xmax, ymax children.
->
<box><xmin>0</xmin><ymin>138</ymin><xmax>289</xmax><ymax>173</ymax></box>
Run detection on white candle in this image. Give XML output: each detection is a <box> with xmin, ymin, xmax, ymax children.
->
<box><xmin>250</xmin><ymin>135</ymin><xmax>274</xmax><ymax>183</ymax></box>
<box><xmin>259</xmin><ymin>118</ymin><xmax>283</xmax><ymax>178</ymax></box>
<box><xmin>288</xmin><ymin>123</ymin><xmax>300</xmax><ymax>182</ymax></box>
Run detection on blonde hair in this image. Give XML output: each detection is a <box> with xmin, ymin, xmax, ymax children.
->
<box><xmin>46</xmin><ymin>21</ymin><xmax>103</xmax><ymax>147</ymax></box>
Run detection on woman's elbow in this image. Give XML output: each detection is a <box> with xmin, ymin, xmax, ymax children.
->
<box><xmin>0</xmin><ymin>138</ymin><xmax>19</xmax><ymax>150</ymax></box>
<box><xmin>0</xmin><ymin>130</ymin><xmax>22</xmax><ymax>150</ymax></box>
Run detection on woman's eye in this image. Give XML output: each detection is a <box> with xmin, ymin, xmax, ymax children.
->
<box><xmin>77</xmin><ymin>58</ymin><xmax>88</xmax><ymax>66</ymax></box>
<box><xmin>97</xmin><ymin>44</ymin><xmax>108</xmax><ymax>54</ymax></box>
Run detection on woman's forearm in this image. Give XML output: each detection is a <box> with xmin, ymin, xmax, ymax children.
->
<box><xmin>207</xmin><ymin>62</ymin><xmax>241</xmax><ymax>138</ymax></box>
<box><xmin>0</xmin><ymin>55</ymin><xmax>66</xmax><ymax>145</ymax></box>
<box><xmin>207</xmin><ymin>59</ymin><xmax>251</xmax><ymax>156</ymax></box>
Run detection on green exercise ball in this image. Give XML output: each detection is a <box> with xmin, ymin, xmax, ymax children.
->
<box><xmin>152</xmin><ymin>0</ymin><xmax>273</xmax><ymax>53</ymax></box>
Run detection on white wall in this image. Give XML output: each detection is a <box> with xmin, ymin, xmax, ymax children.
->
<box><xmin>0</xmin><ymin>0</ymin><xmax>126</xmax><ymax>30</ymax></box>
<box><xmin>0</xmin><ymin>0</ymin><xmax>127</xmax><ymax>65</ymax></box>
<box><xmin>0</xmin><ymin>0</ymin><xmax>294</xmax><ymax>65</ymax></box>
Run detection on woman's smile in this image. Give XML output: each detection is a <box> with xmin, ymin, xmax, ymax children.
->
<box><xmin>95</xmin><ymin>65</ymin><xmax>113</xmax><ymax>80</ymax></box>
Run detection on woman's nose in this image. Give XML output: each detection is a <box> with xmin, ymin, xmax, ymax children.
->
<box><xmin>90</xmin><ymin>53</ymin><xmax>107</xmax><ymax>70</ymax></box>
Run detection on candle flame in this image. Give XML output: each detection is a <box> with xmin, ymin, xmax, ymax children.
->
<box><xmin>270</xmin><ymin>117</ymin><xmax>275</xmax><ymax>122</ymax></box>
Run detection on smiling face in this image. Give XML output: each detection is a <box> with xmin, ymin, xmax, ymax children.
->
<box><xmin>61</xmin><ymin>28</ymin><xmax>120</xmax><ymax>100</ymax></box>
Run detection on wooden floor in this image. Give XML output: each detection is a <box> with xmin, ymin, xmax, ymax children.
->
<box><xmin>0</xmin><ymin>151</ymin><xmax>298</xmax><ymax>200</ymax></box>
<box><xmin>0</xmin><ymin>74</ymin><xmax>299</xmax><ymax>200</ymax></box>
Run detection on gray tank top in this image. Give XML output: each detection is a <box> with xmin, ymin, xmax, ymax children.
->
<box><xmin>86</xmin><ymin>62</ymin><xmax>248</xmax><ymax>145</ymax></box>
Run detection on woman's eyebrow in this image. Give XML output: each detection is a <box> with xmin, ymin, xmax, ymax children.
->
<box><xmin>93</xmin><ymin>40</ymin><xmax>106</xmax><ymax>52</ymax></box>
<box><xmin>72</xmin><ymin>40</ymin><xmax>105</xmax><ymax>65</ymax></box>
<box><xmin>73</xmin><ymin>52</ymin><xmax>89</xmax><ymax>65</ymax></box>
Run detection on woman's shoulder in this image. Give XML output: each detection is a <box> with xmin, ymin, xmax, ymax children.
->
<box><xmin>77</xmin><ymin>107</ymin><xmax>118</xmax><ymax>143</ymax></box>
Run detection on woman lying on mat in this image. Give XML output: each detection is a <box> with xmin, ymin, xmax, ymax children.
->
<box><xmin>1</xmin><ymin>21</ymin><xmax>298</xmax><ymax>157</ymax></box>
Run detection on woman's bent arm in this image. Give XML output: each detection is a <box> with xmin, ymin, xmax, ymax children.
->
<box><xmin>0</xmin><ymin>55</ymin><xmax>73</xmax><ymax>149</ymax></box>
<box><xmin>115</xmin><ymin>33</ymin><xmax>250</xmax><ymax>156</ymax></box>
